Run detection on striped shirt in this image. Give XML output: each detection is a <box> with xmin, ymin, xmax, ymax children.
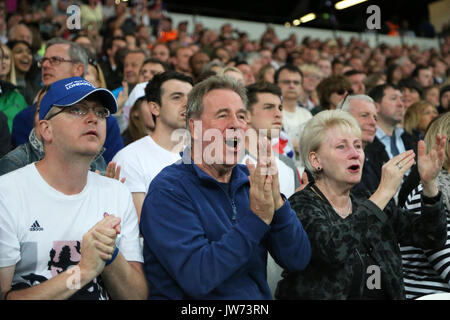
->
<box><xmin>400</xmin><ymin>184</ymin><xmax>450</xmax><ymax>299</ymax></box>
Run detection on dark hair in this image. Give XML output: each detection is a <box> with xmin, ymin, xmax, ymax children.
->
<box><xmin>103</xmin><ymin>36</ymin><xmax>126</xmax><ymax>54</ymax></box>
<box><xmin>144</xmin><ymin>71</ymin><xmax>193</xmax><ymax>106</ymax></box>
<box><xmin>274</xmin><ymin>64</ymin><xmax>303</xmax><ymax>84</ymax></box>
<box><xmin>398</xmin><ymin>78</ymin><xmax>423</xmax><ymax>97</ymax></box>
<box><xmin>246</xmin><ymin>82</ymin><xmax>281</xmax><ymax>112</ymax></box>
<box><xmin>368</xmin><ymin>83</ymin><xmax>400</xmax><ymax>103</ymax></box>
<box><xmin>316</xmin><ymin>76</ymin><xmax>351</xmax><ymax>109</ymax></box>
<box><xmin>142</xmin><ymin>58</ymin><xmax>168</xmax><ymax>71</ymax></box>
<box><xmin>332</xmin><ymin>58</ymin><xmax>344</xmax><ymax>67</ymax></box>
<box><xmin>386</xmin><ymin>63</ymin><xmax>402</xmax><ymax>84</ymax></box>
<box><xmin>235</xmin><ymin>60</ymin><xmax>249</xmax><ymax>68</ymax></box>
<box><xmin>343</xmin><ymin>69</ymin><xmax>365</xmax><ymax>77</ymax></box>
<box><xmin>127</xmin><ymin>96</ymin><xmax>150</xmax><ymax>143</ymax></box>
<box><xmin>7</xmin><ymin>39</ymin><xmax>32</xmax><ymax>52</ymax></box>
<box><xmin>411</xmin><ymin>65</ymin><xmax>430</xmax><ymax>79</ymax></box>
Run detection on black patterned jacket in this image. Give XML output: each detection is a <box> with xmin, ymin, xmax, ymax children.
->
<box><xmin>275</xmin><ymin>184</ymin><xmax>446</xmax><ymax>300</ymax></box>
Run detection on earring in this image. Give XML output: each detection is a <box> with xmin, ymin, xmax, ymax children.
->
<box><xmin>316</xmin><ymin>166</ymin><xmax>322</xmax><ymax>172</ymax></box>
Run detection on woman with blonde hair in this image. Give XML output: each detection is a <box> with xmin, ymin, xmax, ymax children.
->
<box><xmin>85</xmin><ymin>58</ymin><xmax>107</xmax><ymax>89</ymax></box>
<box><xmin>0</xmin><ymin>44</ymin><xmax>16</xmax><ymax>85</ymax></box>
<box><xmin>276</xmin><ymin>109</ymin><xmax>447</xmax><ymax>299</ymax></box>
<box><xmin>404</xmin><ymin>100</ymin><xmax>439</xmax><ymax>141</ymax></box>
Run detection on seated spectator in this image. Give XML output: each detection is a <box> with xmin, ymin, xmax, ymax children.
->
<box><xmin>121</xmin><ymin>96</ymin><xmax>154</xmax><ymax>146</ymax></box>
<box><xmin>412</xmin><ymin>65</ymin><xmax>434</xmax><ymax>88</ymax></box>
<box><xmin>344</xmin><ymin>69</ymin><xmax>367</xmax><ymax>95</ymax></box>
<box><xmin>423</xmin><ymin>85</ymin><xmax>440</xmax><ymax>108</ymax></box>
<box><xmin>138</xmin><ymin>58</ymin><xmax>167</xmax><ymax>83</ymax></box>
<box><xmin>0</xmin><ymin>77</ymin><xmax>147</xmax><ymax>300</ymax></box>
<box><xmin>0</xmin><ymin>77</ymin><xmax>27</xmax><ymax>133</ymax></box>
<box><xmin>140</xmin><ymin>75</ymin><xmax>311</xmax><ymax>299</ymax></box>
<box><xmin>113</xmin><ymin>71</ymin><xmax>193</xmax><ymax>219</ymax></box>
<box><xmin>314</xmin><ymin>75</ymin><xmax>351</xmax><ymax>115</ymax></box>
<box><xmin>255</xmin><ymin>63</ymin><xmax>275</xmax><ymax>83</ymax></box>
<box><xmin>0</xmin><ymin>110</ymin><xmax>10</xmax><ymax>158</ymax></box>
<box><xmin>151</xmin><ymin>42</ymin><xmax>170</xmax><ymax>63</ymax></box>
<box><xmin>236</xmin><ymin>60</ymin><xmax>255</xmax><ymax>85</ymax></box>
<box><xmin>0</xmin><ymin>44</ymin><xmax>15</xmax><ymax>85</ymax></box>
<box><xmin>0</xmin><ymin>86</ymin><xmax>106</xmax><ymax>176</ymax></box>
<box><xmin>276</xmin><ymin>109</ymin><xmax>447</xmax><ymax>300</ymax></box>
<box><xmin>400</xmin><ymin>112</ymin><xmax>450</xmax><ymax>299</ymax></box>
<box><xmin>11</xmin><ymin>38</ymin><xmax>123</xmax><ymax>162</ymax></box>
<box><xmin>404</xmin><ymin>100</ymin><xmax>439</xmax><ymax>141</ymax></box>
<box><xmin>85</xmin><ymin>58</ymin><xmax>107</xmax><ymax>89</ymax></box>
<box><xmin>365</xmin><ymin>72</ymin><xmax>386</xmax><ymax>93</ymax></box>
<box><xmin>398</xmin><ymin>78</ymin><xmax>423</xmax><ymax>109</ymax></box>
<box><xmin>219</xmin><ymin>66</ymin><xmax>244</xmax><ymax>84</ymax></box>
<box><xmin>438</xmin><ymin>85</ymin><xmax>450</xmax><ymax>114</ymax></box>
<box><xmin>202</xmin><ymin>60</ymin><xmax>224</xmax><ymax>74</ymax></box>
<box><xmin>299</xmin><ymin>64</ymin><xmax>323</xmax><ymax>109</ymax></box>
<box><xmin>386</xmin><ymin>63</ymin><xmax>404</xmax><ymax>86</ymax></box>
<box><xmin>189</xmin><ymin>50</ymin><xmax>210</xmax><ymax>82</ymax></box>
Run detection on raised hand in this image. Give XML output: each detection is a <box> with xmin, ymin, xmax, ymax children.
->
<box><xmin>105</xmin><ymin>161</ymin><xmax>126</xmax><ymax>183</ymax></box>
<box><xmin>418</xmin><ymin>133</ymin><xmax>446</xmax><ymax>185</ymax></box>
<box><xmin>379</xmin><ymin>150</ymin><xmax>416</xmax><ymax>197</ymax></box>
<box><xmin>418</xmin><ymin>133</ymin><xmax>446</xmax><ymax>197</ymax></box>
<box><xmin>116</xmin><ymin>82</ymin><xmax>129</xmax><ymax>115</ymax></box>
<box><xmin>369</xmin><ymin>150</ymin><xmax>416</xmax><ymax>211</ymax></box>
<box><xmin>246</xmin><ymin>137</ymin><xmax>275</xmax><ymax>225</ymax></box>
<box><xmin>295</xmin><ymin>170</ymin><xmax>310</xmax><ymax>193</ymax></box>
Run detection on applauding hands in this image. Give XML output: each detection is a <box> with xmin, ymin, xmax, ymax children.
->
<box><xmin>78</xmin><ymin>215</ymin><xmax>121</xmax><ymax>279</ymax></box>
<box><xmin>246</xmin><ymin>137</ymin><xmax>284</xmax><ymax>225</ymax></box>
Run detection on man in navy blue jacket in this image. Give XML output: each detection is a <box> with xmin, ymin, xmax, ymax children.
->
<box><xmin>140</xmin><ymin>75</ymin><xmax>311</xmax><ymax>299</ymax></box>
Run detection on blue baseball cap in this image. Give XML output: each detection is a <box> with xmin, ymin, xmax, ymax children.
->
<box><xmin>39</xmin><ymin>77</ymin><xmax>118</xmax><ymax>120</ymax></box>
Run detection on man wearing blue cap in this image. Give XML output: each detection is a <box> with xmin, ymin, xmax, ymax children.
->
<box><xmin>0</xmin><ymin>77</ymin><xmax>147</xmax><ymax>300</ymax></box>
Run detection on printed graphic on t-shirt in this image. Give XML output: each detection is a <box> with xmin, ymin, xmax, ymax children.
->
<box><xmin>14</xmin><ymin>241</ymin><xmax>108</xmax><ymax>300</ymax></box>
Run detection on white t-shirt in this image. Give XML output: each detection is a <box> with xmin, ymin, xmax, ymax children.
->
<box><xmin>282</xmin><ymin>106</ymin><xmax>312</xmax><ymax>144</ymax></box>
<box><xmin>241</xmin><ymin>154</ymin><xmax>296</xmax><ymax>198</ymax></box>
<box><xmin>0</xmin><ymin>164</ymin><xmax>142</xmax><ymax>300</ymax></box>
<box><xmin>112</xmin><ymin>135</ymin><xmax>181</xmax><ymax>194</ymax></box>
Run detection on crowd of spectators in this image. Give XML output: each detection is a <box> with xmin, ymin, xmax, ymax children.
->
<box><xmin>0</xmin><ymin>0</ymin><xmax>449</xmax><ymax>301</ymax></box>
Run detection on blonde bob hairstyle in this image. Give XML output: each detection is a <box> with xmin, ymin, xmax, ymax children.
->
<box><xmin>300</xmin><ymin>109</ymin><xmax>362</xmax><ymax>178</ymax></box>
<box><xmin>424</xmin><ymin>112</ymin><xmax>450</xmax><ymax>170</ymax></box>
<box><xmin>403</xmin><ymin>100</ymin><xmax>437</xmax><ymax>135</ymax></box>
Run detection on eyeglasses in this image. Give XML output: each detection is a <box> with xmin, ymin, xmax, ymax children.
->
<box><xmin>45</xmin><ymin>104</ymin><xmax>111</xmax><ymax>120</ymax></box>
<box><xmin>279</xmin><ymin>80</ymin><xmax>301</xmax><ymax>86</ymax></box>
<box><xmin>37</xmin><ymin>56</ymin><xmax>75</xmax><ymax>68</ymax></box>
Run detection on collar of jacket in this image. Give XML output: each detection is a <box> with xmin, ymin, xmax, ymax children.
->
<box><xmin>0</xmin><ymin>80</ymin><xmax>18</xmax><ymax>96</ymax></box>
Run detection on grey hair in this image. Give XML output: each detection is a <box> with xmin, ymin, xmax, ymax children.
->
<box><xmin>46</xmin><ymin>38</ymin><xmax>88</xmax><ymax>76</ymax></box>
<box><xmin>202</xmin><ymin>60</ymin><xmax>225</xmax><ymax>73</ymax></box>
<box><xmin>8</xmin><ymin>23</ymin><xmax>32</xmax><ymax>42</ymax></box>
<box><xmin>186</xmin><ymin>75</ymin><xmax>248</xmax><ymax>128</ymax></box>
<box><xmin>338</xmin><ymin>94</ymin><xmax>374</xmax><ymax>112</ymax></box>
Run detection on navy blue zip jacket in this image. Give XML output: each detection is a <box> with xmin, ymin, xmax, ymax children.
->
<box><xmin>140</xmin><ymin>151</ymin><xmax>311</xmax><ymax>300</ymax></box>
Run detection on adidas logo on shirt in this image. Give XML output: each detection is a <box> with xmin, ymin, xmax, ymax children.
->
<box><xmin>29</xmin><ymin>220</ymin><xmax>43</xmax><ymax>231</ymax></box>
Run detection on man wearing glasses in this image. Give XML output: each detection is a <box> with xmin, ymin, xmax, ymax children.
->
<box><xmin>11</xmin><ymin>38</ymin><xmax>124</xmax><ymax>164</ymax></box>
<box><xmin>274</xmin><ymin>64</ymin><xmax>312</xmax><ymax>165</ymax></box>
<box><xmin>0</xmin><ymin>77</ymin><xmax>147</xmax><ymax>300</ymax></box>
